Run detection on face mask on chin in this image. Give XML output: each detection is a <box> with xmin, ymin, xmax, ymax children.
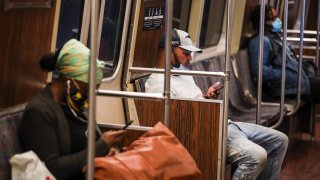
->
<box><xmin>272</xmin><ymin>18</ymin><xmax>282</xmax><ymax>33</ymax></box>
<box><xmin>66</xmin><ymin>79</ymin><xmax>89</xmax><ymax>120</ymax></box>
<box><xmin>172</xmin><ymin>48</ymin><xmax>186</xmax><ymax>68</ymax></box>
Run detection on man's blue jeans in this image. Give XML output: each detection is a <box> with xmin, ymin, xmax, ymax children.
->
<box><xmin>227</xmin><ymin>121</ymin><xmax>288</xmax><ymax>180</ymax></box>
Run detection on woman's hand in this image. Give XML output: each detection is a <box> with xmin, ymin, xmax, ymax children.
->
<box><xmin>101</xmin><ymin>130</ymin><xmax>126</xmax><ymax>147</ymax></box>
<box><xmin>106</xmin><ymin>147</ymin><xmax>121</xmax><ymax>156</ymax></box>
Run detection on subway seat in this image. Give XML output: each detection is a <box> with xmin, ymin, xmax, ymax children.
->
<box><xmin>0</xmin><ymin>103</ymin><xmax>26</xmax><ymax>180</ymax></box>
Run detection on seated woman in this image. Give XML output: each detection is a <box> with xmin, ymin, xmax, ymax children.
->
<box><xmin>19</xmin><ymin>39</ymin><xmax>126</xmax><ymax>180</ymax></box>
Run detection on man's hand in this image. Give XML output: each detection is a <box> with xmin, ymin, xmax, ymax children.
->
<box><xmin>204</xmin><ymin>82</ymin><xmax>224</xmax><ymax>99</ymax></box>
<box><xmin>101</xmin><ymin>130</ymin><xmax>126</xmax><ymax>147</ymax></box>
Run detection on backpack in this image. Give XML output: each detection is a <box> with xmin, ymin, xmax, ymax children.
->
<box><xmin>302</xmin><ymin>60</ymin><xmax>319</xmax><ymax>77</ymax></box>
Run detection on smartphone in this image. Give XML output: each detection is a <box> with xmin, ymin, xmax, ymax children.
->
<box><xmin>215</xmin><ymin>84</ymin><xmax>224</xmax><ymax>90</ymax></box>
<box><xmin>211</xmin><ymin>83</ymin><xmax>224</xmax><ymax>91</ymax></box>
<box><xmin>208</xmin><ymin>83</ymin><xmax>224</xmax><ymax>98</ymax></box>
<box><xmin>122</xmin><ymin>120</ymin><xmax>133</xmax><ymax>130</ymax></box>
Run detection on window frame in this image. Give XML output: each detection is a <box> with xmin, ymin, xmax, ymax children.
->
<box><xmin>198</xmin><ymin>0</ymin><xmax>226</xmax><ymax>49</ymax></box>
<box><xmin>79</xmin><ymin>0</ymin><xmax>130</xmax><ymax>82</ymax></box>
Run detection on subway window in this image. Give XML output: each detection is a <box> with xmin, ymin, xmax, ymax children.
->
<box><xmin>56</xmin><ymin>0</ymin><xmax>126</xmax><ymax>78</ymax></box>
<box><xmin>199</xmin><ymin>0</ymin><xmax>226</xmax><ymax>48</ymax></box>
<box><xmin>56</xmin><ymin>0</ymin><xmax>84</xmax><ymax>48</ymax></box>
<box><xmin>99</xmin><ymin>0</ymin><xmax>126</xmax><ymax>78</ymax></box>
<box><xmin>173</xmin><ymin>0</ymin><xmax>191</xmax><ymax>30</ymax></box>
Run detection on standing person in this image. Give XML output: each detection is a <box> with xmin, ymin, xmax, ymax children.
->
<box><xmin>19</xmin><ymin>39</ymin><xmax>126</xmax><ymax>180</ymax></box>
<box><xmin>248</xmin><ymin>4</ymin><xmax>320</xmax><ymax>104</ymax></box>
<box><xmin>145</xmin><ymin>29</ymin><xmax>288</xmax><ymax>180</ymax></box>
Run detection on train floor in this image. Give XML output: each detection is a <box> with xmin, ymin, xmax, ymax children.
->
<box><xmin>279</xmin><ymin>120</ymin><xmax>320</xmax><ymax>180</ymax></box>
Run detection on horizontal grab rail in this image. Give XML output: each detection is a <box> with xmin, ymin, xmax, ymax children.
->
<box><xmin>285</xmin><ymin>37</ymin><xmax>317</xmax><ymax>43</ymax></box>
<box><xmin>287</xmin><ymin>29</ymin><xmax>318</xmax><ymax>35</ymax></box>
<box><xmin>129</xmin><ymin>67</ymin><xmax>226</xmax><ymax>77</ymax></box>
<box><xmin>97</xmin><ymin>89</ymin><xmax>164</xmax><ymax>100</ymax></box>
<box><xmin>295</xmin><ymin>55</ymin><xmax>315</xmax><ymax>60</ymax></box>
<box><xmin>291</xmin><ymin>45</ymin><xmax>320</xmax><ymax>50</ymax></box>
<box><xmin>99</xmin><ymin>123</ymin><xmax>153</xmax><ymax>131</ymax></box>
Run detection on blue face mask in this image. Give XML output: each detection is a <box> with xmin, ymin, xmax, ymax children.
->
<box><xmin>272</xmin><ymin>18</ymin><xmax>282</xmax><ymax>33</ymax></box>
<box><xmin>173</xmin><ymin>64</ymin><xmax>190</xmax><ymax>70</ymax></box>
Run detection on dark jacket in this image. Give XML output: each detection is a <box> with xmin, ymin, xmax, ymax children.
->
<box><xmin>248</xmin><ymin>30</ymin><xmax>310</xmax><ymax>96</ymax></box>
<box><xmin>19</xmin><ymin>85</ymin><xmax>109</xmax><ymax>180</ymax></box>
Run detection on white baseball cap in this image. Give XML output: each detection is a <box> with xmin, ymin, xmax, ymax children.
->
<box><xmin>158</xmin><ymin>28</ymin><xmax>203</xmax><ymax>53</ymax></box>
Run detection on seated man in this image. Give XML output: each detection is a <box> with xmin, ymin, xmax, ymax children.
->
<box><xmin>145</xmin><ymin>28</ymin><xmax>288</xmax><ymax>180</ymax></box>
<box><xmin>248</xmin><ymin>4</ymin><xmax>320</xmax><ymax>104</ymax></box>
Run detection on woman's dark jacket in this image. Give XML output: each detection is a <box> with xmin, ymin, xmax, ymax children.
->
<box><xmin>19</xmin><ymin>85</ymin><xmax>109</xmax><ymax>180</ymax></box>
<box><xmin>248</xmin><ymin>30</ymin><xmax>310</xmax><ymax>96</ymax></box>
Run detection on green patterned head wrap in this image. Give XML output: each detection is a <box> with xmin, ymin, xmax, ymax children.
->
<box><xmin>56</xmin><ymin>39</ymin><xmax>104</xmax><ymax>83</ymax></box>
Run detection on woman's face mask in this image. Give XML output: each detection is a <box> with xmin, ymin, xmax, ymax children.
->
<box><xmin>67</xmin><ymin>79</ymin><xmax>89</xmax><ymax>117</ymax></box>
<box><xmin>272</xmin><ymin>18</ymin><xmax>282</xmax><ymax>33</ymax></box>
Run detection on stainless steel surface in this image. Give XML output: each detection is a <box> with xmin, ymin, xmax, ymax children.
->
<box><xmin>129</xmin><ymin>67</ymin><xmax>226</xmax><ymax>77</ymax></box>
<box><xmin>103</xmin><ymin>0</ymin><xmax>131</xmax><ymax>82</ymax></box>
<box><xmin>87</xmin><ymin>0</ymin><xmax>99</xmax><ymax>179</ymax></box>
<box><xmin>287</xmin><ymin>29</ymin><xmax>317</xmax><ymax>35</ymax></box>
<box><xmin>164</xmin><ymin>0</ymin><xmax>173</xmax><ymax>127</ymax></box>
<box><xmin>287</xmin><ymin>0</ymin><xmax>305</xmax><ymax>116</ymax></box>
<box><xmin>99</xmin><ymin>123</ymin><xmax>153</xmax><ymax>131</ymax></box>
<box><xmin>96</xmin><ymin>0</ymin><xmax>105</xmax><ymax>52</ymax></box>
<box><xmin>270</xmin><ymin>0</ymin><xmax>288</xmax><ymax>129</ymax></box>
<box><xmin>220</xmin><ymin>0</ymin><xmax>232</xmax><ymax>179</ymax></box>
<box><xmin>256</xmin><ymin>1</ymin><xmax>265</xmax><ymax>125</ymax></box>
<box><xmin>316</xmin><ymin>0</ymin><xmax>320</xmax><ymax>66</ymax></box>
<box><xmin>285</xmin><ymin>37</ymin><xmax>317</xmax><ymax>43</ymax></box>
<box><xmin>97</xmin><ymin>89</ymin><xmax>164</xmax><ymax>100</ymax></box>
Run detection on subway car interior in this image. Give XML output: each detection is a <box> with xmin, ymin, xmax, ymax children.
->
<box><xmin>1</xmin><ymin>0</ymin><xmax>320</xmax><ymax>179</ymax></box>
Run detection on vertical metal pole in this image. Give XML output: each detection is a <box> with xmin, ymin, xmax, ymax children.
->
<box><xmin>221</xmin><ymin>0</ymin><xmax>232</xmax><ymax>179</ymax></box>
<box><xmin>287</xmin><ymin>0</ymin><xmax>305</xmax><ymax>116</ymax></box>
<box><xmin>256</xmin><ymin>1</ymin><xmax>266</xmax><ymax>125</ymax></box>
<box><xmin>87</xmin><ymin>0</ymin><xmax>98</xmax><ymax>179</ymax></box>
<box><xmin>293</xmin><ymin>0</ymin><xmax>306</xmax><ymax>114</ymax></box>
<box><xmin>316</xmin><ymin>0</ymin><xmax>320</xmax><ymax>66</ymax></box>
<box><xmin>296</xmin><ymin>0</ymin><xmax>305</xmax><ymax>110</ymax></box>
<box><xmin>270</xmin><ymin>0</ymin><xmax>288</xmax><ymax>129</ymax></box>
<box><xmin>110</xmin><ymin>0</ymin><xmax>132</xmax><ymax>83</ymax></box>
<box><xmin>80</xmin><ymin>0</ymin><xmax>91</xmax><ymax>44</ymax></box>
<box><xmin>276</xmin><ymin>0</ymin><xmax>281</xmax><ymax>13</ymax></box>
<box><xmin>164</xmin><ymin>0</ymin><xmax>172</xmax><ymax>126</ymax></box>
<box><xmin>96</xmin><ymin>0</ymin><xmax>106</xmax><ymax>52</ymax></box>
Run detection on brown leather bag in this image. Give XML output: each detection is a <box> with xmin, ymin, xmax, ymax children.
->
<box><xmin>94</xmin><ymin>122</ymin><xmax>201</xmax><ymax>180</ymax></box>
